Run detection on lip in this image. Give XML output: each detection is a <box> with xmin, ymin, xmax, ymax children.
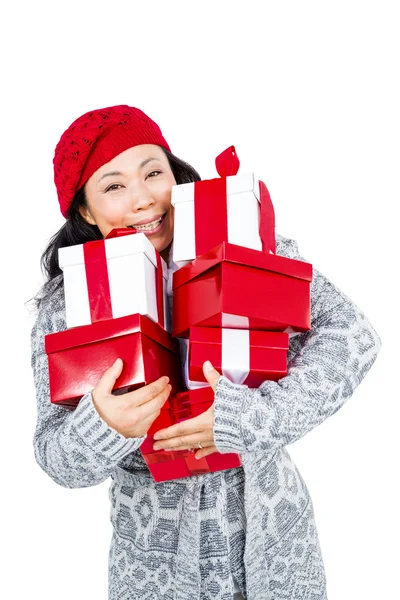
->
<box><xmin>131</xmin><ymin>213</ymin><xmax>165</xmax><ymax>226</ymax></box>
<box><xmin>140</xmin><ymin>214</ymin><xmax>167</xmax><ymax>236</ymax></box>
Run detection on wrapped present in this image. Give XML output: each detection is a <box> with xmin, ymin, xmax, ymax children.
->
<box><xmin>59</xmin><ymin>228</ymin><xmax>169</xmax><ymax>330</ymax></box>
<box><xmin>147</xmin><ymin>452</ymin><xmax>242</xmax><ymax>482</ymax></box>
<box><xmin>171</xmin><ymin>146</ymin><xmax>276</xmax><ymax>265</ymax></box>
<box><xmin>172</xmin><ymin>241</ymin><xmax>312</xmax><ymax>338</ymax></box>
<box><xmin>44</xmin><ymin>313</ymin><xmax>181</xmax><ymax>409</ymax></box>
<box><xmin>181</xmin><ymin>327</ymin><xmax>289</xmax><ymax>389</ymax></box>
<box><xmin>140</xmin><ymin>388</ymin><xmax>242</xmax><ymax>482</ymax></box>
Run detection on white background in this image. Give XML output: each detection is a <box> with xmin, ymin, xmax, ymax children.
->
<box><xmin>2</xmin><ymin>1</ymin><xmax>398</xmax><ymax>598</ymax></box>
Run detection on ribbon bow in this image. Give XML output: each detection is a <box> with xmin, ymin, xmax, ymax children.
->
<box><xmin>196</xmin><ymin>146</ymin><xmax>276</xmax><ymax>255</ymax></box>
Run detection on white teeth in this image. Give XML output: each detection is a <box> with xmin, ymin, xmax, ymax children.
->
<box><xmin>132</xmin><ymin>216</ymin><xmax>163</xmax><ymax>231</ymax></box>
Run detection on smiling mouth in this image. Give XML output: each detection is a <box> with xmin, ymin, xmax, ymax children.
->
<box><xmin>129</xmin><ymin>214</ymin><xmax>166</xmax><ymax>232</ymax></box>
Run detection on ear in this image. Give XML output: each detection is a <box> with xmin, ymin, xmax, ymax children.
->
<box><xmin>78</xmin><ymin>205</ymin><xmax>97</xmax><ymax>226</ymax></box>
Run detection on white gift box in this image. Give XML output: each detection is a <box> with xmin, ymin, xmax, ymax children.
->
<box><xmin>58</xmin><ymin>232</ymin><xmax>169</xmax><ymax>331</ymax></box>
<box><xmin>171</xmin><ymin>173</ymin><xmax>262</xmax><ymax>265</ymax></box>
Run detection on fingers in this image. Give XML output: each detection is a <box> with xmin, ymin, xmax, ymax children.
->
<box><xmin>153</xmin><ymin>416</ymin><xmax>199</xmax><ymax>441</ymax></box>
<box><xmin>134</xmin><ymin>382</ymin><xmax>172</xmax><ymax>421</ymax></box>
<box><xmin>96</xmin><ymin>358</ymin><xmax>124</xmax><ymax>397</ymax></box>
<box><xmin>96</xmin><ymin>359</ymin><xmax>170</xmax><ymax>410</ymax></box>
<box><xmin>153</xmin><ymin>403</ymin><xmax>215</xmax><ymax>450</ymax></box>
<box><xmin>153</xmin><ymin>430</ymin><xmax>211</xmax><ymax>451</ymax></box>
<box><xmin>202</xmin><ymin>361</ymin><xmax>221</xmax><ymax>391</ymax></box>
<box><xmin>154</xmin><ymin>402</ymin><xmax>215</xmax><ymax>441</ymax></box>
<box><xmin>131</xmin><ymin>376</ymin><xmax>171</xmax><ymax>407</ymax></box>
<box><xmin>194</xmin><ymin>444</ymin><xmax>218</xmax><ymax>460</ymax></box>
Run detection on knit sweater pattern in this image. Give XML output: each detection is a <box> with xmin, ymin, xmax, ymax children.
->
<box><xmin>31</xmin><ymin>234</ymin><xmax>381</xmax><ymax>600</ymax></box>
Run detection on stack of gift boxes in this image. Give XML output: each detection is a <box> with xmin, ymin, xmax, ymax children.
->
<box><xmin>141</xmin><ymin>146</ymin><xmax>313</xmax><ymax>481</ymax></box>
<box><xmin>44</xmin><ymin>146</ymin><xmax>313</xmax><ymax>484</ymax></box>
<box><xmin>44</xmin><ymin>228</ymin><xmax>183</xmax><ymax>417</ymax></box>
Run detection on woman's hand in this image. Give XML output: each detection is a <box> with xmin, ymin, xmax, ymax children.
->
<box><xmin>152</xmin><ymin>361</ymin><xmax>221</xmax><ymax>460</ymax></box>
<box><xmin>92</xmin><ymin>358</ymin><xmax>172</xmax><ymax>438</ymax></box>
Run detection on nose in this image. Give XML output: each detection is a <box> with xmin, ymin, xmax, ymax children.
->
<box><xmin>129</xmin><ymin>182</ymin><xmax>155</xmax><ymax>212</ymax></box>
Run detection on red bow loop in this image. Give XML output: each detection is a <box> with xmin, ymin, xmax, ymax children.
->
<box><xmin>105</xmin><ymin>228</ymin><xmax>137</xmax><ymax>239</ymax></box>
<box><xmin>259</xmin><ymin>180</ymin><xmax>276</xmax><ymax>254</ymax></box>
<box><xmin>215</xmin><ymin>146</ymin><xmax>240</xmax><ymax>177</ymax></box>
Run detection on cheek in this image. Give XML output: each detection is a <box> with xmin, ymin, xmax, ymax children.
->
<box><xmin>155</xmin><ymin>173</ymin><xmax>175</xmax><ymax>205</ymax></box>
<box><xmin>97</xmin><ymin>204</ymin><xmax>127</xmax><ymax>225</ymax></box>
<box><xmin>94</xmin><ymin>210</ymin><xmax>126</xmax><ymax>238</ymax></box>
<box><xmin>158</xmin><ymin>186</ymin><xmax>173</xmax><ymax>208</ymax></box>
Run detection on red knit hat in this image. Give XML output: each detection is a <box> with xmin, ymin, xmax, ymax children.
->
<box><xmin>53</xmin><ymin>105</ymin><xmax>171</xmax><ymax>217</ymax></box>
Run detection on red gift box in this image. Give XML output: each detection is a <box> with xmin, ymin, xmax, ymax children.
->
<box><xmin>140</xmin><ymin>388</ymin><xmax>242</xmax><ymax>482</ymax></box>
<box><xmin>170</xmin><ymin>387</ymin><xmax>214</xmax><ymax>416</ymax></box>
<box><xmin>172</xmin><ymin>241</ymin><xmax>312</xmax><ymax>338</ymax></box>
<box><xmin>45</xmin><ymin>313</ymin><xmax>182</xmax><ymax>409</ymax></box>
<box><xmin>182</xmin><ymin>327</ymin><xmax>288</xmax><ymax>388</ymax></box>
<box><xmin>147</xmin><ymin>452</ymin><xmax>242</xmax><ymax>482</ymax></box>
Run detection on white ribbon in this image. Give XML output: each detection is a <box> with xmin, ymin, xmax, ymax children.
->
<box><xmin>183</xmin><ymin>329</ymin><xmax>251</xmax><ymax>389</ymax></box>
<box><xmin>221</xmin><ymin>329</ymin><xmax>250</xmax><ymax>385</ymax></box>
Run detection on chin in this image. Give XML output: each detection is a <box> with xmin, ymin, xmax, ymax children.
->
<box><xmin>148</xmin><ymin>234</ymin><xmax>168</xmax><ymax>251</ymax></box>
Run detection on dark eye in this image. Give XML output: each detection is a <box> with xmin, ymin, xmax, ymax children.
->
<box><xmin>105</xmin><ymin>184</ymin><xmax>123</xmax><ymax>192</ymax></box>
<box><xmin>146</xmin><ymin>170</ymin><xmax>162</xmax><ymax>179</ymax></box>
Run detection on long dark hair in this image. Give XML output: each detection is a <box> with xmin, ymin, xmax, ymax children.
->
<box><xmin>32</xmin><ymin>148</ymin><xmax>201</xmax><ymax>311</ymax></box>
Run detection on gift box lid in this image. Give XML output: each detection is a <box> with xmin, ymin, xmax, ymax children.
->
<box><xmin>171</xmin><ymin>173</ymin><xmax>260</xmax><ymax>205</ymax></box>
<box><xmin>45</xmin><ymin>313</ymin><xmax>179</xmax><ymax>355</ymax></box>
<box><xmin>189</xmin><ymin>327</ymin><xmax>289</xmax><ymax>350</ymax></box>
<box><xmin>58</xmin><ymin>231</ymin><xmax>167</xmax><ymax>279</ymax></box>
<box><xmin>172</xmin><ymin>241</ymin><xmax>312</xmax><ymax>290</ymax></box>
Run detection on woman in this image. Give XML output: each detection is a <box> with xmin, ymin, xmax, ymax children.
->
<box><xmin>31</xmin><ymin>104</ymin><xmax>381</xmax><ymax>600</ymax></box>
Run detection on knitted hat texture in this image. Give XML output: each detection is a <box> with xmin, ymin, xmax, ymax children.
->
<box><xmin>53</xmin><ymin>105</ymin><xmax>171</xmax><ymax>217</ymax></box>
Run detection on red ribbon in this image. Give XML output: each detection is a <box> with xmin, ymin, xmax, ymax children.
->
<box><xmin>194</xmin><ymin>177</ymin><xmax>228</xmax><ymax>257</ymax></box>
<box><xmin>83</xmin><ymin>228</ymin><xmax>165</xmax><ymax>327</ymax></box>
<box><xmin>83</xmin><ymin>239</ymin><xmax>113</xmax><ymax>322</ymax></box>
<box><xmin>155</xmin><ymin>252</ymin><xmax>165</xmax><ymax>328</ymax></box>
<box><xmin>259</xmin><ymin>181</ymin><xmax>276</xmax><ymax>254</ymax></box>
<box><xmin>193</xmin><ymin>147</ymin><xmax>238</xmax><ymax>256</ymax></box>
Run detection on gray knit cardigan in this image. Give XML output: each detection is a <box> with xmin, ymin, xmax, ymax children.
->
<box><xmin>31</xmin><ymin>234</ymin><xmax>381</xmax><ymax>600</ymax></box>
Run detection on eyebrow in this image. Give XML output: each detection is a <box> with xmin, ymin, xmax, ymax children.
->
<box><xmin>98</xmin><ymin>157</ymin><xmax>161</xmax><ymax>182</ymax></box>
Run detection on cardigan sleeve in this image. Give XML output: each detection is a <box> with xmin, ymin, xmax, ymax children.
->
<box><xmin>31</xmin><ymin>288</ymin><xmax>144</xmax><ymax>489</ymax></box>
<box><xmin>212</xmin><ymin>237</ymin><xmax>382</xmax><ymax>454</ymax></box>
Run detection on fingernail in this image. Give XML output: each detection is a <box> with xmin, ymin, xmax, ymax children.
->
<box><xmin>114</xmin><ymin>358</ymin><xmax>121</xmax><ymax>367</ymax></box>
<box><xmin>204</xmin><ymin>360</ymin><xmax>213</xmax><ymax>373</ymax></box>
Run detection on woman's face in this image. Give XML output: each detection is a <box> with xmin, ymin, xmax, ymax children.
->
<box><xmin>82</xmin><ymin>144</ymin><xmax>176</xmax><ymax>259</ymax></box>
